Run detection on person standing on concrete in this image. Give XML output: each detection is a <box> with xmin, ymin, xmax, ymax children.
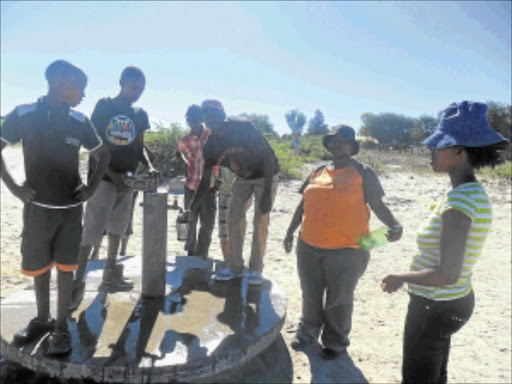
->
<box><xmin>178</xmin><ymin>104</ymin><xmax>217</xmax><ymax>259</ymax></box>
<box><xmin>0</xmin><ymin>60</ymin><xmax>109</xmax><ymax>356</ymax></box>
<box><xmin>70</xmin><ymin>66</ymin><xmax>156</xmax><ymax>310</ymax></box>
<box><xmin>188</xmin><ymin>100</ymin><xmax>280</xmax><ymax>286</ymax></box>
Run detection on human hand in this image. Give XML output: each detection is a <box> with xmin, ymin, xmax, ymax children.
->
<box><xmin>283</xmin><ymin>233</ymin><xmax>294</xmax><ymax>254</ymax></box>
<box><xmin>73</xmin><ymin>184</ymin><xmax>94</xmax><ymax>201</ymax></box>
<box><xmin>11</xmin><ymin>184</ymin><xmax>36</xmax><ymax>204</ymax></box>
<box><xmin>381</xmin><ymin>274</ymin><xmax>404</xmax><ymax>293</ymax></box>
<box><xmin>259</xmin><ymin>194</ymin><xmax>272</xmax><ymax>215</ymax></box>
<box><xmin>386</xmin><ymin>223</ymin><xmax>403</xmax><ymax>242</ymax></box>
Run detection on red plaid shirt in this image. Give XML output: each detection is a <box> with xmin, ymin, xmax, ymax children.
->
<box><xmin>178</xmin><ymin>128</ymin><xmax>212</xmax><ymax>190</ymax></box>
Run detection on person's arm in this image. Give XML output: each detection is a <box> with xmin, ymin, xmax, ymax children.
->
<box><xmin>0</xmin><ymin>141</ymin><xmax>36</xmax><ymax>203</ymax></box>
<box><xmin>283</xmin><ymin>198</ymin><xmax>304</xmax><ymax>253</ymax></box>
<box><xmin>381</xmin><ymin>209</ymin><xmax>471</xmax><ymax>293</ymax></box>
<box><xmin>135</xmin><ymin>134</ymin><xmax>157</xmax><ymax>172</ymax></box>
<box><xmin>74</xmin><ymin>145</ymin><xmax>110</xmax><ymax>201</ymax></box>
<box><xmin>258</xmin><ymin>143</ymin><xmax>276</xmax><ymax>214</ymax></box>
<box><xmin>368</xmin><ymin>198</ymin><xmax>403</xmax><ymax>241</ymax></box>
<box><xmin>188</xmin><ymin>166</ymin><xmax>212</xmax><ymax>213</ymax></box>
<box><xmin>363</xmin><ymin>165</ymin><xmax>402</xmax><ymax>241</ymax></box>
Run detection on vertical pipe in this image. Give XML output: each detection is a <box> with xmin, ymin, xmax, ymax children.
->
<box><xmin>142</xmin><ymin>192</ymin><xmax>167</xmax><ymax>297</ymax></box>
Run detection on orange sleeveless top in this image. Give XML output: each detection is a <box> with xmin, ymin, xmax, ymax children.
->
<box><xmin>299</xmin><ymin>166</ymin><xmax>370</xmax><ymax>249</ymax></box>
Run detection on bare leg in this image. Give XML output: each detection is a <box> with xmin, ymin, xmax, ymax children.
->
<box><xmin>56</xmin><ymin>270</ymin><xmax>73</xmax><ymax>331</ymax></box>
<box><xmin>220</xmin><ymin>238</ymin><xmax>229</xmax><ymax>261</ymax></box>
<box><xmin>34</xmin><ymin>271</ymin><xmax>51</xmax><ymax>321</ymax></box>
<box><xmin>74</xmin><ymin>244</ymin><xmax>92</xmax><ymax>286</ymax></box>
<box><xmin>106</xmin><ymin>233</ymin><xmax>121</xmax><ymax>270</ymax></box>
<box><xmin>90</xmin><ymin>240</ymin><xmax>102</xmax><ymax>260</ymax></box>
<box><xmin>119</xmin><ymin>235</ymin><xmax>129</xmax><ymax>256</ymax></box>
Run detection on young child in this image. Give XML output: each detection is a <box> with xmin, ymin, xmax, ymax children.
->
<box><xmin>71</xmin><ymin>66</ymin><xmax>156</xmax><ymax>310</ymax></box>
<box><xmin>178</xmin><ymin>104</ymin><xmax>217</xmax><ymax>259</ymax></box>
<box><xmin>381</xmin><ymin>101</ymin><xmax>509</xmax><ymax>383</ymax></box>
<box><xmin>0</xmin><ymin>60</ymin><xmax>109</xmax><ymax>356</ymax></box>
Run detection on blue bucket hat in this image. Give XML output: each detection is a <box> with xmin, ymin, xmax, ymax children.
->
<box><xmin>424</xmin><ymin>101</ymin><xmax>507</xmax><ymax>149</ymax></box>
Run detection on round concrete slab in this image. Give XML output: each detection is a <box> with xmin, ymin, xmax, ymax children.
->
<box><xmin>0</xmin><ymin>256</ymin><xmax>287</xmax><ymax>383</ymax></box>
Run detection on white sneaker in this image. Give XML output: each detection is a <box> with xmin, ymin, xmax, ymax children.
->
<box><xmin>214</xmin><ymin>268</ymin><xmax>243</xmax><ymax>281</ymax></box>
<box><xmin>248</xmin><ymin>271</ymin><xmax>263</xmax><ymax>285</ymax></box>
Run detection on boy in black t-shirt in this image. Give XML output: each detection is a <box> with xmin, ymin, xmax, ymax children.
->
<box><xmin>70</xmin><ymin>67</ymin><xmax>156</xmax><ymax>310</ymax></box>
<box><xmin>0</xmin><ymin>60</ymin><xmax>110</xmax><ymax>356</ymax></box>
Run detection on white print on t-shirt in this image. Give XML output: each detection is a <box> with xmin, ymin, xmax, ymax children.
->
<box><xmin>106</xmin><ymin>114</ymin><xmax>136</xmax><ymax>146</ymax></box>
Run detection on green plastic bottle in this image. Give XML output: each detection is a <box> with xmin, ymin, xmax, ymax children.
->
<box><xmin>358</xmin><ymin>227</ymin><xmax>389</xmax><ymax>250</ymax></box>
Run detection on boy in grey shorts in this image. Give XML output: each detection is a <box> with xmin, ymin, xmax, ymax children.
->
<box><xmin>70</xmin><ymin>66</ymin><xmax>156</xmax><ymax>310</ymax></box>
<box><xmin>0</xmin><ymin>60</ymin><xmax>109</xmax><ymax>356</ymax></box>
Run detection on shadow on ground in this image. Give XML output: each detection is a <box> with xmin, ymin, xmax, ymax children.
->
<box><xmin>1</xmin><ymin>335</ymin><xmax>293</xmax><ymax>384</ymax></box>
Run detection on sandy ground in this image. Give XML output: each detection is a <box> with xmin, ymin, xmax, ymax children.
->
<box><xmin>1</xmin><ymin>146</ymin><xmax>511</xmax><ymax>383</ymax></box>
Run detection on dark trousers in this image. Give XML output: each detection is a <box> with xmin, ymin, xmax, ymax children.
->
<box><xmin>184</xmin><ymin>186</ymin><xmax>217</xmax><ymax>258</ymax></box>
<box><xmin>402</xmin><ymin>291</ymin><xmax>475</xmax><ymax>384</ymax></box>
<box><xmin>296</xmin><ymin>238</ymin><xmax>370</xmax><ymax>351</ymax></box>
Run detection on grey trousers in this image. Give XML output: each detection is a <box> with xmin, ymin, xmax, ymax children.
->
<box><xmin>227</xmin><ymin>175</ymin><xmax>279</xmax><ymax>274</ymax></box>
<box><xmin>184</xmin><ymin>186</ymin><xmax>217</xmax><ymax>258</ymax></box>
<box><xmin>296</xmin><ymin>238</ymin><xmax>370</xmax><ymax>351</ymax></box>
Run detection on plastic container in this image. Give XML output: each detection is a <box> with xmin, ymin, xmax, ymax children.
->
<box><xmin>358</xmin><ymin>227</ymin><xmax>389</xmax><ymax>250</ymax></box>
<box><xmin>176</xmin><ymin>210</ymin><xmax>189</xmax><ymax>242</ymax></box>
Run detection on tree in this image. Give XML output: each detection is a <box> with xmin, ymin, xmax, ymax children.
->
<box><xmin>486</xmin><ymin>101</ymin><xmax>511</xmax><ymax>143</ymax></box>
<box><xmin>307</xmin><ymin>109</ymin><xmax>329</xmax><ymax>135</ymax></box>
<box><xmin>285</xmin><ymin>108</ymin><xmax>307</xmax><ymax>136</ymax></box>
<box><xmin>411</xmin><ymin>115</ymin><xmax>438</xmax><ymax>145</ymax></box>
<box><xmin>239</xmin><ymin>113</ymin><xmax>278</xmax><ymax>139</ymax></box>
<box><xmin>360</xmin><ymin>112</ymin><xmax>415</xmax><ymax>150</ymax></box>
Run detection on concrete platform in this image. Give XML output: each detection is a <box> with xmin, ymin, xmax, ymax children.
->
<box><xmin>0</xmin><ymin>256</ymin><xmax>287</xmax><ymax>383</ymax></box>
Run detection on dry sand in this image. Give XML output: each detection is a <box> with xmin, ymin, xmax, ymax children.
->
<box><xmin>1</xmin><ymin>146</ymin><xmax>511</xmax><ymax>383</ymax></box>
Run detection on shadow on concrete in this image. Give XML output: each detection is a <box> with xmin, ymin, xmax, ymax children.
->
<box><xmin>1</xmin><ymin>255</ymin><xmax>287</xmax><ymax>383</ymax></box>
<box><xmin>300</xmin><ymin>343</ymin><xmax>368</xmax><ymax>384</ymax></box>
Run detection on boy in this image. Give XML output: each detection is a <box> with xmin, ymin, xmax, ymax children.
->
<box><xmin>189</xmin><ymin>100</ymin><xmax>280</xmax><ymax>285</ymax></box>
<box><xmin>0</xmin><ymin>60</ymin><xmax>109</xmax><ymax>356</ymax></box>
<box><xmin>178</xmin><ymin>104</ymin><xmax>217</xmax><ymax>259</ymax></box>
<box><xmin>71</xmin><ymin>66</ymin><xmax>156</xmax><ymax>309</ymax></box>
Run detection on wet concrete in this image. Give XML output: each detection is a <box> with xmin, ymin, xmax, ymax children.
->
<box><xmin>0</xmin><ymin>256</ymin><xmax>287</xmax><ymax>383</ymax></box>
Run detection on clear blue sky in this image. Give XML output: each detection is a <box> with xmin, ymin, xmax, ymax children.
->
<box><xmin>1</xmin><ymin>1</ymin><xmax>511</xmax><ymax>135</ymax></box>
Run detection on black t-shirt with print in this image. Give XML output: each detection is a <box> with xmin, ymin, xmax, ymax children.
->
<box><xmin>0</xmin><ymin>97</ymin><xmax>102</xmax><ymax>207</ymax></box>
<box><xmin>203</xmin><ymin>117</ymin><xmax>280</xmax><ymax>180</ymax></box>
<box><xmin>91</xmin><ymin>97</ymin><xmax>150</xmax><ymax>181</ymax></box>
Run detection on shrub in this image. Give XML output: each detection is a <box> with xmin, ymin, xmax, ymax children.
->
<box><xmin>145</xmin><ymin>123</ymin><xmax>187</xmax><ymax>178</ymax></box>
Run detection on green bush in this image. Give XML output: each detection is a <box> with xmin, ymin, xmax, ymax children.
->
<box><xmin>269</xmin><ymin>138</ymin><xmax>305</xmax><ymax>179</ymax></box>
<box><xmin>477</xmin><ymin>161</ymin><xmax>512</xmax><ymax>179</ymax></box>
<box><xmin>145</xmin><ymin>123</ymin><xmax>187</xmax><ymax>178</ymax></box>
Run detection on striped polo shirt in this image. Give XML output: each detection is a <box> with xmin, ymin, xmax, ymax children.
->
<box><xmin>408</xmin><ymin>182</ymin><xmax>492</xmax><ymax>301</ymax></box>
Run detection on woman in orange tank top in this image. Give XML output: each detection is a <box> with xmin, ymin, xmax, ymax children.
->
<box><xmin>284</xmin><ymin>125</ymin><xmax>402</xmax><ymax>359</ymax></box>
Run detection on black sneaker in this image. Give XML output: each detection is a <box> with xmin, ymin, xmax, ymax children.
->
<box><xmin>13</xmin><ymin>317</ymin><xmax>55</xmax><ymax>345</ymax></box>
<box><xmin>290</xmin><ymin>335</ymin><xmax>312</xmax><ymax>351</ymax></box>
<box><xmin>69</xmin><ymin>280</ymin><xmax>86</xmax><ymax>312</ymax></box>
<box><xmin>46</xmin><ymin>329</ymin><xmax>72</xmax><ymax>356</ymax></box>
<box><xmin>320</xmin><ymin>347</ymin><xmax>347</xmax><ymax>360</ymax></box>
<box><xmin>100</xmin><ymin>264</ymin><xmax>134</xmax><ymax>292</ymax></box>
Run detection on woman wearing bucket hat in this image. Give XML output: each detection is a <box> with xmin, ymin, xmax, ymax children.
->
<box><xmin>284</xmin><ymin>124</ymin><xmax>403</xmax><ymax>359</ymax></box>
<box><xmin>381</xmin><ymin>101</ymin><xmax>509</xmax><ymax>383</ymax></box>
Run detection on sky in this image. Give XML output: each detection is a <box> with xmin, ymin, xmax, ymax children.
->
<box><xmin>1</xmin><ymin>1</ymin><xmax>511</xmax><ymax>135</ymax></box>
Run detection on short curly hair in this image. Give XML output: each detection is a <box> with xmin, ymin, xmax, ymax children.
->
<box><xmin>45</xmin><ymin>60</ymin><xmax>87</xmax><ymax>87</ymax></box>
<box><xmin>119</xmin><ymin>66</ymin><xmax>145</xmax><ymax>86</ymax></box>
<box><xmin>464</xmin><ymin>142</ymin><xmax>509</xmax><ymax>169</ymax></box>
